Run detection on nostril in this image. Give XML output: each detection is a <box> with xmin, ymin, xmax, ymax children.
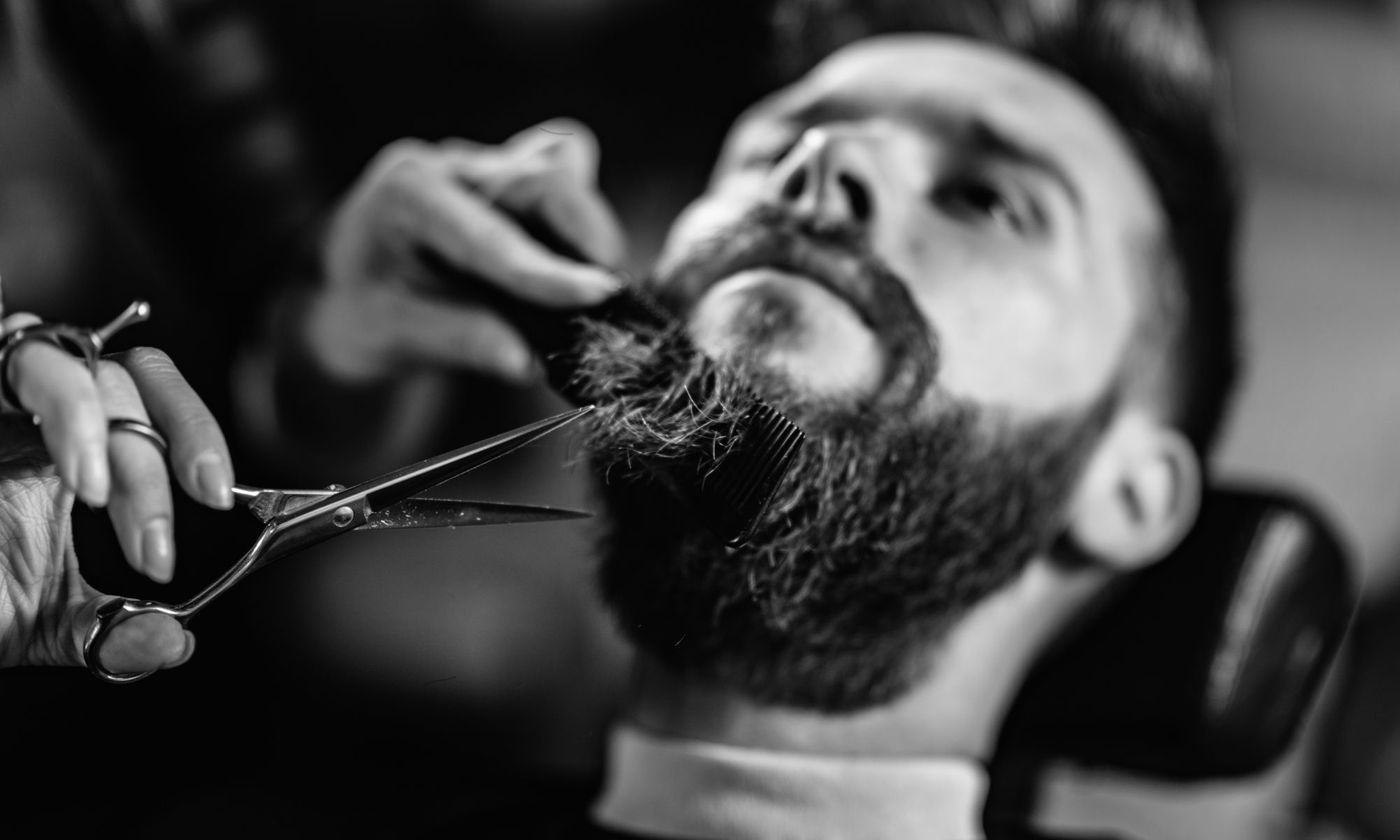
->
<box><xmin>781</xmin><ymin>166</ymin><xmax>808</xmax><ymax>202</ymax></box>
<box><xmin>838</xmin><ymin>173</ymin><xmax>871</xmax><ymax>222</ymax></box>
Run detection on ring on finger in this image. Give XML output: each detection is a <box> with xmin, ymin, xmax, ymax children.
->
<box><xmin>0</xmin><ymin>300</ymin><xmax>152</xmax><ymax>414</ymax></box>
<box><xmin>108</xmin><ymin>417</ymin><xmax>169</xmax><ymax>460</ymax></box>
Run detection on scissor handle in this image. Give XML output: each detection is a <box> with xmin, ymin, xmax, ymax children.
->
<box><xmin>0</xmin><ymin>300</ymin><xmax>151</xmax><ymax>412</ymax></box>
<box><xmin>83</xmin><ymin>596</ymin><xmax>187</xmax><ymax>684</ymax></box>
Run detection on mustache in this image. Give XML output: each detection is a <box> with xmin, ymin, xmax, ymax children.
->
<box><xmin>649</xmin><ymin>206</ymin><xmax>939</xmax><ymax>410</ymax></box>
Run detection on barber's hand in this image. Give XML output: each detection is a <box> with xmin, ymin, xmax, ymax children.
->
<box><xmin>0</xmin><ymin>315</ymin><xmax>234</xmax><ymax>673</ymax></box>
<box><xmin>309</xmin><ymin>119</ymin><xmax>626</xmax><ymax>384</ymax></box>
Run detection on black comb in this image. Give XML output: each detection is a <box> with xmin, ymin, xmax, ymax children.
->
<box><xmin>489</xmin><ymin>282</ymin><xmax>806</xmax><ymax>547</ymax></box>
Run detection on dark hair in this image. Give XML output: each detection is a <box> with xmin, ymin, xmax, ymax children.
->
<box><xmin>770</xmin><ymin>0</ymin><xmax>1241</xmax><ymax>455</ymax></box>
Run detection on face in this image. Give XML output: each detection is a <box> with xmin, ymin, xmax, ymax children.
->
<box><xmin>586</xmin><ymin>35</ymin><xmax>1167</xmax><ymax>711</ymax></box>
<box><xmin>655</xmin><ymin>34</ymin><xmax>1161</xmax><ymax>419</ymax></box>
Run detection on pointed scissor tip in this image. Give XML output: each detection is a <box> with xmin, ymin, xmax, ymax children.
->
<box><xmin>362</xmin><ymin>498</ymin><xmax>593</xmax><ymax>530</ymax></box>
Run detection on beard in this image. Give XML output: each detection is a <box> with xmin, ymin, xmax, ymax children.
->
<box><xmin>575</xmin><ymin>208</ymin><xmax>1115</xmax><ymax>713</ymax></box>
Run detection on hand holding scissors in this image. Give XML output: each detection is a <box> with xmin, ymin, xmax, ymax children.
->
<box><xmin>0</xmin><ymin>300</ymin><xmax>233</xmax><ymax>673</ymax></box>
<box><xmin>83</xmin><ymin>404</ymin><xmax>593</xmax><ymax>683</ymax></box>
<box><xmin>0</xmin><ymin>299</ymin><xmax>591</xmax><ymax>682</ymax></box>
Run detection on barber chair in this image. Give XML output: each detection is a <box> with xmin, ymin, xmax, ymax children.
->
<box><xmin>987</xmin><ymin>486</ymin><xmax>1356</xmax><ymax>837</ymax></box>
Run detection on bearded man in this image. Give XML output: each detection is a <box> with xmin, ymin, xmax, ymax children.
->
<box><xmin>242</xmin><ymin>0</ymin><xmax>1238</xmax><ymax>836</ymax></box>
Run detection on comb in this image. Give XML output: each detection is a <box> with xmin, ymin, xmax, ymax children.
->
<box><xmin>499</xmin><ymin>283</ymin><xmax>806</xmax><ymax>547</ymax></box>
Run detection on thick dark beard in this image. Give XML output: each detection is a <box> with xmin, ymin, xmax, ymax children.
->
<box><xmin>577</xmin><ymin>211</ymin><xmax>1115</xmax><ymax>713</ymax></box>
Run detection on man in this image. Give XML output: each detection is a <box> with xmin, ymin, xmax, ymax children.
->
<box><xmin>58</xmin><ymin>0</ymin><xmax>1228</xmax><ymax>835</ymax></box>
<box><xmin>240</xmin><ymin>0</ymin><xmax>1240</xmax><ymax>835</ymax></box>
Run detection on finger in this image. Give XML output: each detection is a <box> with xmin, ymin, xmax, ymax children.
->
<box><xmin>92</xmin><ymin>609</ymin><xmax>195</xmax><ymax>674</ymax></box>
<box><xmin>385</xmin><ymin>293</ymin><xmax>540</xmax><ymax>383</ymax></box>
<box><xmin>501</xmin><ymin>119</ymin><xmax>626</xmax><ymax>266</ymax></box>
<box><xmin>407</xmin><ymin>169</ymin><xmax>620</xmax><ymax>308</ymax></box>
<box><xmin>1</xmin><ymin>312</ymin><xmax>44</xmax><ymax>335</ymax></box>
<box><xmin>115</xmin><ymin>347</ymin><xmax>234</xmax><ymax>511</ymax></box>
<box><xmin>444</xmin><ymin>120</ymin><xmax>627</xmax><ymax>267</ymax></box>
<box><xmin>11</xmin><ymin>340</ymin><xmax>109</xmax><ymax>506</ymax></box>
<box><xmin>96</xmin><ymin>361</ymin><xmax>177</xmax><ymax>582</ymax></box>
<box><xmin>47</xmin><ymin>576</ymin><xmax>191</xmax><ymax>672</ymax></box>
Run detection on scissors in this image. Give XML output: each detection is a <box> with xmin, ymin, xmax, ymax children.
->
<box><xmin>83</xmin><ymin>404</ymin><xmax>595</xmax><ymax>684</ymax></box>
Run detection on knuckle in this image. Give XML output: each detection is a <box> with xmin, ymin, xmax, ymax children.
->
<box><xmin>94</xmin><ymin>358</ymin><xmax>138</xmax><ymax>395</ymax></box>
<box><xmin>383</xmin><ymin>154</ymin><xmax>433</xmax><ymax>185</ymax></box>
<box><xmin>371</xmin><ymin>159</ymin><xmax>442</xmax><ymax>216</ymax></box>
<box><xmin>357</xmin><ymin>143</ymin><xmax>439</xmax><ymax>207</ymax></box>
<box><xmin>376</xmin><ymin>142</ymin><xmax>436</xmax><ymax>183</ymax></box>
<box><xmin>374</xmin><ymin>138</ymin><xmax>431</xmax><ymax>169</ymax></box>
<box><xmin>116</xmin><ymin>346</ymin><xmax>176</xmax><ymax>377</ymax></box>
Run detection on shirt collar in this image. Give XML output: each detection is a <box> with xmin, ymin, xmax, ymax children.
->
<box><xmin>593</xmin><ymin>724</ymin><xmax>988</xmax><ymax>840</ymax></box>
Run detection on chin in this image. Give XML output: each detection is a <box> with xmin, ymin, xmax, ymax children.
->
<box><xmin>686</xmin><ymin>267</ymin><xmax>885</xmax><ymax>401</ymax></box>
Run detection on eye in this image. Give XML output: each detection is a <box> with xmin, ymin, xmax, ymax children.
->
<box><xmin>932</xmin><ymin>177</ymin><xmax>1041</xmax><ymax>235</ymax></box>
<box><xmin>736</xmin><ymin>136</ymin><xmax>800</xmax><ymax>170</ymax></box>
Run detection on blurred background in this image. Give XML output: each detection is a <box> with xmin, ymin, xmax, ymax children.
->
<box><xmin>2</xmin><ymin>0</ymin><xmax>1400</xmax><ymax>836</ymax></box>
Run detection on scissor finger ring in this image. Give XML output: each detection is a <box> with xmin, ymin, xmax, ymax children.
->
<box><xmin>0</xmin><ymin>300</ymin><xmax>151</xmax><ymax>414</ymax></box>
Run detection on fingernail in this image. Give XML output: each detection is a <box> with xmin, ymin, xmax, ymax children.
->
<box><xmin>79</xmin><ymin>444</ymin><xmax>109</xmax><ymax>507</ymax></box>
<box><xmin>171</xmin><ymin>631</ymin><xmax>196</xmax><ymax>667</ymax></box>
<box><xmin>194</xmin><ymin>454</ymin><xmax>234</xmax><ymax>510</ymax></box>
<box><xmin>142</xmin><ymin>517</ymin><xmax>174</xmax><ymax>582</ymax></box>
<box><xmin>578</xmin><ymin>267</ymin><xmax>623</xmax><ymax>296</ymax></box>
<box><xmin>599</xmin><ymin>270</ymin><xmax>625</xmax><ymax>292</ymax></box>
<box><xmin>58</xmin><ymin>451</ymin><xmax>81</xmax><ymax>496</ymax></box>
<box><xmin>501</xmin><ymin>344</ymin><xmax>541</xmax><ymax>386</ymax></box>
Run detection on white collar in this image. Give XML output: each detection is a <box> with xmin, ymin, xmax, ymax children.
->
<box><xmin>593</xmin><ymin>724</ymin><xmax>988</xmax><ymax>840</ymax></box>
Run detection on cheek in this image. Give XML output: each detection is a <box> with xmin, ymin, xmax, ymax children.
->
<box><xmin>911</xmin><ymin>265</ymin><xmax>1131</xmax><ymax>413</ymax></box>
<box><xmin>885</xmin><ymin>209</ymin><xmax>1132</xmax><ymax>412</ymax></box>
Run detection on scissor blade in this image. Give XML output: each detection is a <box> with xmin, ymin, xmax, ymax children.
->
<box><xmin>351</xmin><ymin>405</ymin><xmax>595</xmax><ymax>515</ymax></box>
<box><xmin>361</xmin><ymin>497</ymin><xmax>591</xmax><ymax>530</ymax></box>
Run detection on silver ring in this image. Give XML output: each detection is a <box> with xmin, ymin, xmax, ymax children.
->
<box><xmin>108</xmin><ymin>417</ymin><xmax>169</xmax><ymax>459</ymax></box>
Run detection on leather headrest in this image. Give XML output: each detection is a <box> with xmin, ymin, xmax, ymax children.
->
<box><xmin>994</xmin><ymin>485</ymin><xmax>1356</xmax><ymax>779</ymax></box>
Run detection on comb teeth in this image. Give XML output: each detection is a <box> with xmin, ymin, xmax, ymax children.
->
<box><xmin>492</xmin><ymin>280</ymin><xmax>807</xmax><ymax>547</ymax></box>
<box><xmin>699</xmin><ymin>401</ymin><xmax>806</xmax><ymax>547</ymax></box>
<box><xmin>419</xmin><ymin>241</ymin><xmax>809</xmax><ymax>546</ymax></box>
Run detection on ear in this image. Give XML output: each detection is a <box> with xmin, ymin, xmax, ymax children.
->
<box><xmin>1066</xmin><ymin>411</ymin><xmax>1202</xmax><ymax>570</ymax></box>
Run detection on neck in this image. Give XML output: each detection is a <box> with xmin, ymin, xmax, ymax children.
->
<box><xmin>623</xmin><ymin>558</ymin><xmax>1108</xmax><ymax>761</ymax></box>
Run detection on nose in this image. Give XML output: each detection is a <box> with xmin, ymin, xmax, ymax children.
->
<box><xmin>768</xmin><ymin>128</ymin><xmax>877</xmax><ymax>229</ymax></box>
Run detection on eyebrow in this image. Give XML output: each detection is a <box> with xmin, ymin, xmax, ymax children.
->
<box><xmin>783</xmin><ymin>95</ymin><xmax>1084</xmax><ymax>212</ymax></box>
<box><xmin>965</xmin><ymin>118</ymin><xmax>1084</xmax><ymax>213</ymax></box>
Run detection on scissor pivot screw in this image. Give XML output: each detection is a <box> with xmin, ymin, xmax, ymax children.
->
<box><xmin>331</xmin><ymin>506</ymin><xmax>355</xmax><ymax>527</ymax></box>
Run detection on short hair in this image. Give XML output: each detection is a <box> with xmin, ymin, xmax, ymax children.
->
<box><xmin>770</xmin><ymin>0</ymin><xmax>1241</xmax><ymax>456</ymax></box>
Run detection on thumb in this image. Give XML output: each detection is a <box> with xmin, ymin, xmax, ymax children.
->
<box><xmin>70</xmin><ymin>596</ymin><xmax>196</xmax><ymax>674</ymax></box>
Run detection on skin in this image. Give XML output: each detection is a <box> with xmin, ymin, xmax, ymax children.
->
<box><xmin>0</xmin><ymin>313</ymin><xmax>235</xmax><ymax>673</ymax></box>
<box><xmin>623</xmin><ymin>35</ymin><xmax>1173</xmax><ymax>758</ymax></box>
<box><xmin>669</xmin><ymin>35</ymin><xmax>1161</xmax><ymax>416</ymax></box>
<box><xmin>293</xmin><ymin>42</ymin><xmax>1161</xmax><ymax>424</ymax></box>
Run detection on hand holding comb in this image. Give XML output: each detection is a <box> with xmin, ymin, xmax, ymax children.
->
<box><xmin>423</xmin><ymin>223</ymin><xmax>806</xmax><ymax>547</ymax></box>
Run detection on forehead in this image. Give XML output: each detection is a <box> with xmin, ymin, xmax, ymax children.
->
<box><xmin>738</xmin><ymin>34</ymin><xmax>1161</xmax><ymax>237</ymax></box>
